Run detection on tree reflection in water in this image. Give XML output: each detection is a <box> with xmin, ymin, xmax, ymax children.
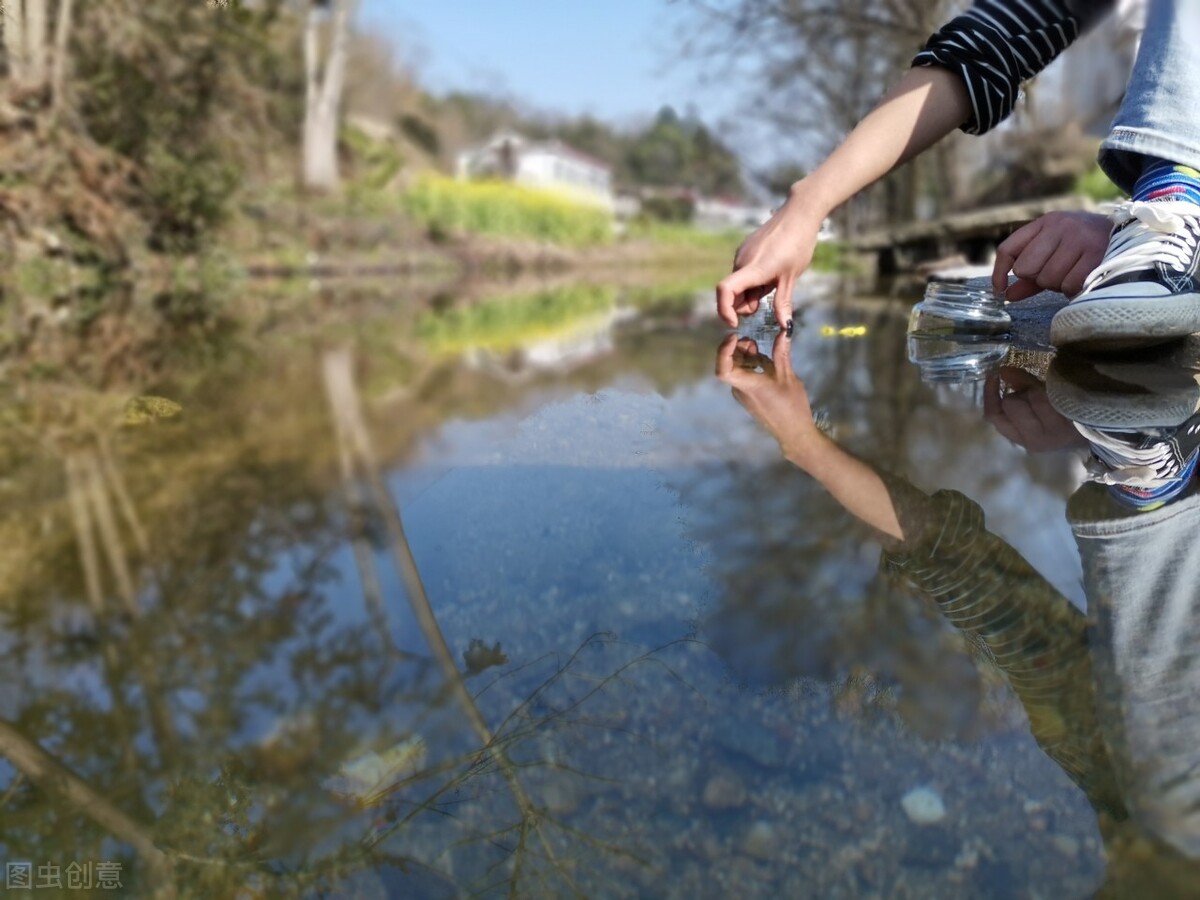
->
<box><xmin>0</xmin><ymin>290</ymin><xmax>714</xmax><ymax>897</ymax></box>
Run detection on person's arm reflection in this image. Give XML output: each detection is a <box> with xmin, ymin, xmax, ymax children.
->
<box><xmin>716</xmin><ymin>332</ymin><xmax>904</xmax><ymax>541</ymax></box>
<box><xmin>716</xmin><ymin>332</ymin><xmax>1126</xmax><ymax>819</ymax></box>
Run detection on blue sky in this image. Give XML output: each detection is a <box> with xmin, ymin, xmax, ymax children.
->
<box><xmin>358</xmin><ymin>1</ymin><xmax>720</xmax><ymax>127</ymax></box>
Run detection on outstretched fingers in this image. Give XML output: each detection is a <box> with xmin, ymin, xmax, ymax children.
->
<box><xmin>718</xmin><ymin>268</ymin><xmax>799</xmax><ymax>330</ymax></box>
<box><xmin>993</xmin><ymin>218</ymin><xmax>1044</xmax><ymax>295</ymax></box>
<box><xmin>715</xmin><ymin>334</ymin><xmax>758</xmax><ymax>389</ymax></box>
<box><xmin>771</xmin><ymin>329</ymin><xmax>794</xmax><ymax>382</ymax></box>
<box><xmin>774</xmin><ymin>275</ymin><xmax>796</xmax><ymax>330</ymax></box>
<box><xmin>717</xmin><ymin>268</ymin><xmax>762</xmax><ymax>327</ymax></box>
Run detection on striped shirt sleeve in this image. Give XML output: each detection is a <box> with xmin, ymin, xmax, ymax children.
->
<box><xmin>912</xmin><ymin>0</ymin><xmax>1114</xmax><ymax>135</ymax></box>
<box><xmin>877</xmin><ymin>479</ymin><xmax>1126</xmax><ymax>817</ymax></box>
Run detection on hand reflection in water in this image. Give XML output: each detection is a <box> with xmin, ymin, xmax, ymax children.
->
<box><xmin>715</xmin><ymin>332</ymin><xmax>1200</xmax><ymax>894</ymax></box>
<box><xmin>983</xmin><ymin>367</ymin><xmax>1088</xmax><ymax>453</ymax></box>
<box><xmin>716</xmin><ymin>331</ymin><xmax>907</xmax><ymax>540</ymax></box>
<box><xmin>715</xmin><ymin>332</ymin><xmax>820</xmax><ymax>464</ymax></box>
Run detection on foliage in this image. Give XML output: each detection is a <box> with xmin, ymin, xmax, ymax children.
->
<box><xmin>141</xmin><ymin>143</ymin><xmax>240</xmax><ymax>253</ymax></box>
<box><xmin>625</xmin><ymin>221</ymin><xmax>742</xmax><ymax>255</ymax></box>
<box><xmin>757</xmin><ymin>162</ymin><xmax>808</xmax><ymax>198</ymax></box>
<box><xmin>622</xmin><ymin>222</ymin><xmax>847</xmax><ymax>271</ymax></box>
<box><xmin>69</xmin><ymin>1</ymin><xmax>300</xmax><ymax>253</ymax></box>
<box><xmin>810</xmin><ymin>240</ymin><xmax>852</xmax><ymax>272</ymax></box>
<box><xmin>399</xmin><ymin>113</ymin><xmax>440</xmax><ymax>156</ymax></box>
<box><xmin>415</xmin><ymin>285</ymin><xmax>617</xmax><ymax>353</ymax></box>
<box><xmin>342</xmin><ymin>125</ymin><xmax>405</xmax><ymax>209</ymax></box>
<box><xmin>625</xmin><ymin>106</ymin><xmax>744</xmax><ymax>197</ymax></box>
<box><xmin>402</xmin><ymin>175</ymin><xmax>612</xmax><ymax>247</ymax></box>
<box><xmin>428</xmin><ymin>95</ymin><xmax>746</xmax><ymax>198</ymax></box>
<box><xmin>1074</xmin><ymin>162</ymin><xmax>1125</xmax><ymax>202</ymax></box>
<box><xmin>640</xmin><ymin>193</ymin><xmax>695</xmax><ymax>224</ymax></box>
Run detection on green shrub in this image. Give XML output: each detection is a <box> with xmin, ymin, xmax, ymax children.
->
<box><xmin>402</xmin><ymin>176</ymin><xmax>612</xmax><ymax>246</ymax></box>
<box><xmin>399</xmin><ymin>114</ymin><xmax>441</xmax><ymax>156</ymax></box>
<box><xmin>625</xmin><ymin>221</ymin><xmax>742</xmax><ymax>254</ymax></box>
<box><xmin>416</xmin><ymin>285</ymin><xmax>616</xmax><ymax>353</ymax></box>
<box><xmin>639</xmin><ymin>194</ymin><xmax>694</xmax><ymax>223</ymax></box>
<box><xmin>810</xmin><ymin>241</ymin><xmax>852</xmax><ymax>273</ymax></box>
<box><xmin>343</xmin><ymin>126</ymin><xmax>405</xmax><ymax>198</ymax></box>
<box><xmin>143</xmin><ymin>143</ymin><xmax>240</xmax><ymax>253</ymax></box>
<box><xmin>1075</xmin><ymin>163</ymin><xmax>1125</xmax><ymax>202</ymax></box>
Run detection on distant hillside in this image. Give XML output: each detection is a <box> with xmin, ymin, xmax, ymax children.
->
<box><xmin>352</xmin><ymin>75</ymin><xmax>748</xmax><ymax>200</ymax></box>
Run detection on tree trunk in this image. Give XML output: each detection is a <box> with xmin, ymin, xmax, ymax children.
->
<box><xmin>50</xmin><ymin>0</ymin><xmax>73</xmax><ymax>115</ymax></box>
<box><xmin>2</xmin><ymin>0</ymin><xmax>28</xmax><ymax>82</ymax></box>
<box><xmin>2</xmin><ymin>0</ymin><xmax>64</xmax><ymax>95</ymax></box>
<box><xmin>301</xmin><ymin>0</ymin><xmax>355</xmax><ymax>191</ymax></box>
<box><xmin>320</xmin><ymin>348</ymin><xmax>579</xmax><ymax>889</ymax></box>
<box><xmin>24</xmin><ymin>0</ymin><xmax>46</xmax><ymax>84</ymax></box>
<box><xmin>0</xmin><ymin>718</ymin><xmax>177</xmax><ymax>897</ymax></box>
<box><xmin>302</xmin><ymin>103</ymin><xmax>340</xmax><ymax>190</ymax></box>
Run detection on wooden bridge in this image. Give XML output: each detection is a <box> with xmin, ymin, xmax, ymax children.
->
<box><xmin>850</xmin><ymin>194</ymin><xmax>1098</xmax><ymax>274</ymax></box>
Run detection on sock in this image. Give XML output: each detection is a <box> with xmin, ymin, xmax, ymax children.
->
<box><xmin>1107</xmin><ymin>449</ymin><xmax>1197</xmax><ymax>511</ymax></box>
<box><xmin>1132</xmin><ymin>159</ymin><xmax>1200</xmax><ymax>205</ymax></box>
<box><xmin>1079</xmin><ymin>424</ymin><xmax>1200</xmax><ymax>511</ymax></box>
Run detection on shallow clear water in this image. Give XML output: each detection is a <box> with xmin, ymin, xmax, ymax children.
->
<box><xmin>0</xmin><ymin>277</ymin><xmax>1196</xmax><ymax>897</ymax></box>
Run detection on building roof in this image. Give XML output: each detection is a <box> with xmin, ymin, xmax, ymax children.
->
<box><xmin>535</xmin><ymin>140</ymin><xmax>611</xmax><ymax>173</ymax></box>
<box><xmin>470</xmin><ymin>130</ymin><xmax>612</xmax><ymax>175</ymax></box>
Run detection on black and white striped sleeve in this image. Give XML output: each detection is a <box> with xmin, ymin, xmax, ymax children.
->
<box><xmin>912</xmin><ymin>0</ymin><xmax>1114</xmax><ymax>135</ymax></box>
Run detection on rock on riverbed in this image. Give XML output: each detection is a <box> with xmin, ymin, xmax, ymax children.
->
<box><xmin>901</xmin><ymin>786</ymin><xmax>947</xmax><ymax>825</ymax></box>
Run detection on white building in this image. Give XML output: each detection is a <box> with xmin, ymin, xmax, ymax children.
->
<box><xmin>456</xmin><ymin>130</ymin><xmax>614</xmax><ymax>211</ymax></box>
<box><xmin>692</xmin><ymin>195</ymin><xmax>772</xmax><ymax>232</ymax></box>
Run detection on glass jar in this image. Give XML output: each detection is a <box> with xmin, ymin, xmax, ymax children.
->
<box><xmin>907</xmin><ymin>281</ymin><xmax>1011</xmax><ymax>337</ymax></box>
<box><xmin>906</xmin><ymin>280</ymin><xmax>1012</xmax><ymax>383</ymax></box>
<box><xmin>906</xmin><ymin>334</ymin><xmax>1011</xmax><ymax>382</ymax></box>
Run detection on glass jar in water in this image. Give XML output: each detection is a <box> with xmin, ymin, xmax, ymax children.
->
<box><xmin>907</xmin><ymin>280</ymin><xmax>1011</xmax><ymax>337</ymax></box>
<box><xmin>906</xmin><ymin>280</ymin><xmax>1012</xmax><ymax>383</ymax></box>
<box><xmin>906</xmin><ymin>334</ymin><xmax>1011</xmax><ymax>383</ymax></box>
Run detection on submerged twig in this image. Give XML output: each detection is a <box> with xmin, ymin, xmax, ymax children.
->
<box><xmin>0</xmin><ymin>718</ymin><xmax>176</xmax><ymax>898</ymax></box>
<box><xmin>321</xmin><ymin>347</ymin><xmax>583</xmax><ymax>896</ymax></box>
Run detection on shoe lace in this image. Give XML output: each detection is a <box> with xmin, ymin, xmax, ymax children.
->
<box><xmin>1077</xmin><ymin>423</ymin><xmax>1184</xmax><ymax>488</ymax></box>
<box><xmin>1082</xmin><ymin>200</ymin><xmax>1200</xmax><ymax>292</ymax></box>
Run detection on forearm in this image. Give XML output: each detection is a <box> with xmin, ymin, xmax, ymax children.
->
<box><xmin>786</xmin><ymin>433</ymin><xmax>905</xmax><ymax>542</ymax></box>
<box><xmin>789</xmin><ymin>66</ymin><xmax>971</xmax><ymax>219</ymax></box>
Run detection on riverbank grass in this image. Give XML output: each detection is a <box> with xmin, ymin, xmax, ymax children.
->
<box><xmin>402</xmin><ymin>176</ymin><xmax>612</xmax><ymax>247</ymax></box>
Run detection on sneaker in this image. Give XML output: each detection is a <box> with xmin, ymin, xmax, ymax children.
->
<box><xmin>1075</xmin><ymin>422</ymin><xmax>1200</xmax><ymax>511</ymax></box>
<box><xmin>1049</xmin><ymin>200</ymin><xmax>1200</xmax><ymax>351</ymax></box>
<box><xmin>1046</xmin><ymin>342</ymin><xmax>1200</xmax><ymax>430</ymax></box>
<box><xmin>1046</xmin><ymin>347</ymin><xmax>1200</xmax><ymax>510</ymax></box>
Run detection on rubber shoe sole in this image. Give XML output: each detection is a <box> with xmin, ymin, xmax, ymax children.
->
<box><xmin>1049</xmin><ymin>291</ymin><xmax>1200</xmax><ymax>351</ymax></box>
<box><xmin>1046</xmin><ymin>345</ymin><xmax>1200</xmax><ymax>429</ymax></box>
<box><xmin>1046</xmin><ymin>370</ymin><xmax>1200</xmax><ymax>429</ymax></box>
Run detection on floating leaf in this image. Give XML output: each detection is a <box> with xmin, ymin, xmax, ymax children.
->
<box><xmin>123</xmin><ymin>396</ymin><xmax>182</xmax><ymax>425</ymax></box>
<box><xmin>463</xmin><ymin>638</ymin><xmax>509</xmax><ymax>676</ymax></box>
<box><xmin>325</xmin><ymin>736</ymin><xmax>428</xmax><ymax>802</ymax></box>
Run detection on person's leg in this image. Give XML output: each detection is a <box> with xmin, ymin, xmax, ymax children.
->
<box><xmin>1099</xmin><ymin>0</ymin><xmax>1200</xmax><ymax>193</ymax></box>
<box><xmin>1070</xmin><ymin>485</ymin><xmax>1200</xmax><ymax>859</ymax></box>
<box><xmin>1049</xmin><ymin>0</ymin><xmax>1200</xmax><ymax>351</ymax></box>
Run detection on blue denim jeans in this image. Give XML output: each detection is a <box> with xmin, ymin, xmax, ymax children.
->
<box><xmin>1070</xmin><ymin>484</ymin><xmax>1200</xmax><ymax>857</ymax></box>
<box><xmin>1099</xmin><ymin>0</ymin><xmax>1200</xmax><ymax>192</ymax></box>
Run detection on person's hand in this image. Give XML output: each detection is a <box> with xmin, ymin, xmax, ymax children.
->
<box><xmin>715</xmin><ymin>331</ymin><xmax>824</xmax><ymax>462</ymax></box>
<box><xmin>992</xmin><ymin>211</ymin><xmax>1112</xmax><ymax>302</ymax></box>
<box><xmin>983</xmin><ymin>367</ymin><xmax>1086</xmax><ymax>452</ymax></box>
<box><xmin>716</xmin><ymin>188</ymin><xmax>824</xmax><ymax>329</ymax></box>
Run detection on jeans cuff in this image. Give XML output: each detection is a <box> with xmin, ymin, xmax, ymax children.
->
<box><xmin>1099</xmin><ymin>128</ymin><xmax>1200</xmax><ymax>195</ymax></box>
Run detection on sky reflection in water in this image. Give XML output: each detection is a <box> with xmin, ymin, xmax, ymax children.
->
<box><xmin>0</xmin><ymin>279</ymin><xmax>1195</xmax><ymax>897</ymax></box>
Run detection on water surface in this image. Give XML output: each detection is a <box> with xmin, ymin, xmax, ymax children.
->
<box><xmin>0</xmin><ymin>276</ymin><xmax>1190</xmax><ymax>897</ymax></box>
